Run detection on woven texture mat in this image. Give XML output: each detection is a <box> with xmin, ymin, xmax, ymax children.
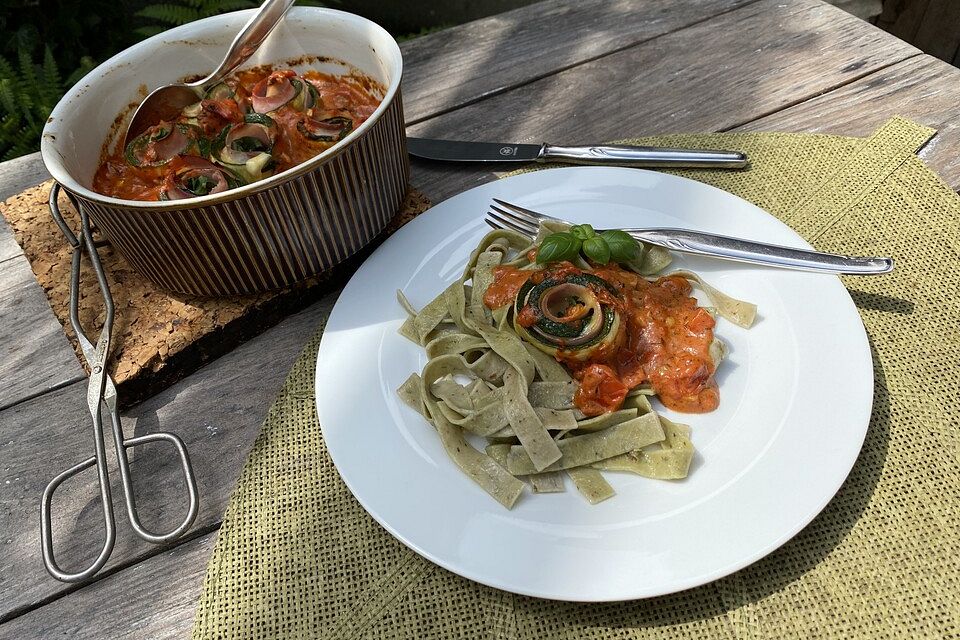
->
<box><xmin>0</xmin><ymin>185</ymin><xmax>430</xmax><ymax>406</ymax></box>
<box><xmin>192</xmin><ymin>117</ymin><xmax>960</xmax><ymax>638</ymax></box>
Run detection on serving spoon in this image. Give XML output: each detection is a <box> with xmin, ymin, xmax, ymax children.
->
<box><xmin>123</xmin><ymin>0</ymin><xmax>295</xmax><ymax>147</ymax></box>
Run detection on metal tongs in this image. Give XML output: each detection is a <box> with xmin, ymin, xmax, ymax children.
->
<box><xmin>41</xmin><ymin>184</ymin><xmax>199</xmax><ymax>582</ymax></box>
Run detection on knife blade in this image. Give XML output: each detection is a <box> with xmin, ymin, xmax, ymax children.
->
<box><xmin>407</xmin><ymin>137</ymin><xmax>748</xmax><ymax>169</ymax></box>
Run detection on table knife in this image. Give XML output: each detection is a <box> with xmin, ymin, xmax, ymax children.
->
<box><xmin>407</xmin><ymin>138</ymin><xmax>749</xmax><ymax>169</ymax></box>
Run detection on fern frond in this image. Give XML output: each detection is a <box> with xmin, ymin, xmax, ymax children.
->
<box><xmin>17</xmin><ymin>47</ymin><xmax>39</xmax><ymax>98</ymax></box>
<box><xmin>66</xmin><ymin>57</ymin><xmax>97</xmax><ymax>86</ymax></box>
<box><xmin>3</xmin><ymin>123</ymin><xmax>44</xmax><ymax>161</ymax></box>
<box><xmin>17</xmin><ymin>90</ymin><xmax>36</xmax><ymax>127</ymax></box>
<box><xmin>137</xmin><ymin>0</ymin><xmax>257</xmax><ymax>35</ymax></box>
<box><xmin>135</xmin><ymin>4</ymin><xmax>200</xmax><ymax>26</ymax></box>
<box><xmin>212</xmin><ymin>0</ymin><xmax>258</xmax><ymax>13</ymax></box>
<box><xmin>0</xmin><ymin>56</ymin><xmax>19</xmax><ymax>85</ymax></box>
<box><xmin>39</xmin><ymin>47</ymin><xmax>62</xmax><ymax>107</ymax></box>
<box><xmin>0</xmin><ymin>48</ymin><xmax>65</xmax><ymax>159</ymax></box>
<box><xmin>0</xmin><ymin>55</ymin><xmax>24</xmax><ymax>105</ymax></box>
<box><xmin>133</xmin><ymin>26</ymin><xmax>167</xmax><ymax>39</ymax></box>
<box><xmin>0</xmin><ymin>79</ymin><xmax>19</xmax><ymax>117</ymax></box>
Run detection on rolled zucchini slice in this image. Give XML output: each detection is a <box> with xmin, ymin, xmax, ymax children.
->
<box><xmin>233</xmin><ymin>152</ymin><xmax>277</xmax><ymax>183</ymax></box>
<box><xmin>124</xmin><ymin>122</ymin><xmax>199</xmax><ymax>167</ymax></box>
<box><xmin>216</xmin><ymin>122</ymin><xmax>275</xmax><ymax>164</ymax></box>
<box><xmin>513</xmin><ymin>272</ymin><xmax>621</xmax><ymax>361</ymax></box>
<box><xmin>289</xmin><ymin>78</ymin><xmax>320</xmax><ymax>111</ymax></box>
<box><xmin>211</xmin><ymin>119</ymin><xmax>278</xmax><ymax>184</ymax></box>
<box><xmin>251</xmin><ymin>70</ymin><xmax>317</xmax><ymax>113</ymax></box>
<box><xmin>297</xmin><ymin>115</ymin><xmax>353</xmax><ymax>142</ymax></box>
<box><xmin>159</xmin><ymin>157</ymin><xmax>235</xmax><ymax>200</ymax></box>
<box><xmin>204</xmin><ymin>82</ymin><xmax>235</xmax><ymax>101</ymax></box>
<box><xmin>251</xmin><ymin>71</ymin><xmax>299</xmax><ymax>113</ymax></box>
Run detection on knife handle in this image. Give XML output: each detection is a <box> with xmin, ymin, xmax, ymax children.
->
<box><xmin>538</xmin><ymin>144</ymin><xmax>748</xmax><ymax>169</ymax></box>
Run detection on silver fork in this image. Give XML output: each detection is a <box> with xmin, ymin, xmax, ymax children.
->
<box><xmin>486</xmin><ymin>199</ymin><xmax>893</xmax><ymax>275</ymax></box>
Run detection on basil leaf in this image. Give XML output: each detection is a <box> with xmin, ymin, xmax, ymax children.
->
<box><xmin>570</xmin><ymin>224</ymin><xmax>596</xmax><ymax>241</ymax></box>
<box><xmin>582</xmin><ymin>236</ymin><xmax>611</xmax><ymax>264</ymax></box>
<box><xmin>537</xmin><ymin>232</ymin><xmax>581</xmax><ymax>263</ymax></box>
<box><xmin>601</xmin><ymin>229</ymin><xmax>640</xmax><ymax>262</ymax></box>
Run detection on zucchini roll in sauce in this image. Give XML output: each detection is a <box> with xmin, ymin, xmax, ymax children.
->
<box><xmin>93</xmin><ymin>65</ymin><xmax>383</xmax><ymax>201</ymax></box>
<box><xmin>485</xmin><ymin>261</ymin><xmax>725</xmax><ymax>416</ymax></box>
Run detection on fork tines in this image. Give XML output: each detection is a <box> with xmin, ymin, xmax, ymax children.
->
<box><xmin>485</xmin><ymin>199</ymin><xmax>560</xmax><ymax>238</ymax></box>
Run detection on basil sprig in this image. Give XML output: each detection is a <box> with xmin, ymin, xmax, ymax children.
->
<box><xmin>536</xmin><ymin>224</ymin><xmax>639</xmax><ymax>265</ymax></box>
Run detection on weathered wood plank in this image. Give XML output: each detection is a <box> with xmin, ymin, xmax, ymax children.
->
<box><xmin>398</xmin><ymin>0</ymin><xmax>759</xmax><ymax>123</ymax></box>
<box><xmin>0</xmin><ymin>532</ymin><xmax>215</xmax><ymax>639</ymax></box>
<box><xmin>0</xmin><ymin>152</ymin><xmax>46</xmax><ymax>203</ymax></box>
<box><xmin>406</xmin><ymin>0</ymin><xmax>921</xmax><ymax>204</ymax></box>
<box><xmin>0</xmin><ymin>0</ymin><xmax>759</xmax><ymax>411</ymax></box>
<box><xmin>0</xmin><ymin>0</ymin><xmax>938</xmax><ymax>631</ymax></box>
<box><xmin>0</xmin><ymin>1</ymin><xmax>757</xmax><ymax>264</ymax></box>
<box><xmin>0</xmin><ymin>256</ymin><xmax>85</xmax><ymax>410</ymax></box>
<box><xmin>734</xmin><ymin>54</ymin><xmax>960</xmax><ymax>189</ymax></box>
<box><xmin>0</xmin><ymin>152</ymin><xmax>45</xmax><ymax>263</ymax></box>
<box><xmin>0</xmin><ymin>294</ymin><xmax>333</xmax><ymax>622</ymax></box>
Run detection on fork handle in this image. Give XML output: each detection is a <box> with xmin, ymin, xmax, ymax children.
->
<box><xmin>539</xmin><ymin>144</ymin><xmax>748</xmax><ymax>169</ymax></box>
<box><xmin>628</xmin><ymin>228</ymin><xmax>894</xmax><ymax>275</ymax></box>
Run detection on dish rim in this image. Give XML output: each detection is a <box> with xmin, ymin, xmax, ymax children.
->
<box><xmin>39</xmin><ymin>6</ymin><xmax>403</xmax><ymax>211</ymax></box>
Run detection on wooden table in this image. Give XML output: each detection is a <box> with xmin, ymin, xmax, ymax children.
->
<box><xmin>2</xmin><ymin>1</ymin><xmax>958</xmax><ymax>636</ymax></box>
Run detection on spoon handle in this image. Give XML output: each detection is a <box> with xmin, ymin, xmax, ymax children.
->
<box><xmin>192</xmin><ymin>0</ymin><xmax>296</xmax><ymax>90</ymax></box>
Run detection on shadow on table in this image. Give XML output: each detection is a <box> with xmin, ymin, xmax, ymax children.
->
<box><xmin>848</xmin><ymin>288</ymin><xmax>914</xmax><ymax>315</ymax></box>
<box><xmin>522</xmin><ymin>332</ymin><xmax>891</xmax><ymax>629</ymax></box>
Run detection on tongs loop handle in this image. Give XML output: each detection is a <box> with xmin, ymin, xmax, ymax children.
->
<box><xmin>40</xmin><ymin>455</ymin><xmax>116</xmax><ymax>582</ymax></box>
<box><xmin>114</xmin><ymin>428</ymin><xmax>200</xmax><ymax>543</ymax></box>
<box><xmin>41</xmin><ymin>184</ymin><xmax>199</xmax><ymax>583</ymax></box>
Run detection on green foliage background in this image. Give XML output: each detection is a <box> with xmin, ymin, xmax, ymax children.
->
<box><xmin>0</xmin><ymin>0</ymin><xmax>341</xmax><ymax>161</ymax></box>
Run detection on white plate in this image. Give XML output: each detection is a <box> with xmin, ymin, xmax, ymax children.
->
<box><xmin>315</xmin><ymin>167</ymin><xmax>872</xmax><ymax>601</ymax></box>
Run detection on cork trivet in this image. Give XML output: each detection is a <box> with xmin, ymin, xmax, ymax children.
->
<box><xmin>0</xmin><ymin>181</ymin><xmax>430</xmax><ymax>407</ymax></box>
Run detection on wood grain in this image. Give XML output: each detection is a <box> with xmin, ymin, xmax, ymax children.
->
<box><xmin>407</xmin><ymin>0</ymin><xmax>921</xmax><ymax>204</ymax></box>
<box><xmin>0</xmin><ymin>0</ymin><xmax>757</xmax><ymax>264</ymax></box>
<box><xmin>0</xmin><ymin>295</ymin><xmax>332</xmax><ymax>622</ymax></box>
<box><xmin>399</xmin><ymin>0</ymin><xmax>759</xmax><ymax>124</ymax></box>
<box><xmin>0</xmin><ymin>256</ymin><xmax>85</xmax><ymax>410</ymax></box>
<box><xmin>0</xmin><ymin>152</ymin><xmax>45</xmax><ymax>263</ymax></box>
<box><xmin>734</xmin><ymin>54</ymin><xmax>960</xmax><ymax>189</ymax></box>
<box><xmin>0</xmin><ymin>533</ymin><xmax>215</xmax><ymax>639</ymax></box>
<box><xmin>0</xmin><ymin>1</ymin><xmax>758</xmax><ymax>411</ymax></box>
<box><xmin>1</xmin><ymin>182</ymin><xmax>429</xmax><ymax>409</ymax></box>
<box><xmin>0</xmin><ymin>0</ymin><xmax>949</xmax><ymax>634</ymax></box>
<box><xmin>0</xmin><ymin>0</ymin><xmax>924</xmax><ymax>618</ymax></box>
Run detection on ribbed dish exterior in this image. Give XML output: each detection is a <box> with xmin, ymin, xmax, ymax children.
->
<box><xmin>74</xmin><ymin>91</ymin><xmax>408</xmax><ymax>296</ymax></box>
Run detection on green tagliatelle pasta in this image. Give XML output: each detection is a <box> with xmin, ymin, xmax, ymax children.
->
<box><xmin>396</xmin><ymin>224</ymin><xmax>755</xmax><ymax>508</ymax></box>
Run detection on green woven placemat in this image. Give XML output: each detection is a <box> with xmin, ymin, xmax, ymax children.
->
<box><xmin>192</xmin><ymin>117</ymin><xmax>960</xmax><ymax>639</ymax></box>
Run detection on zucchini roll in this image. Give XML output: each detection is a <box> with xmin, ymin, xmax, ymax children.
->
<box><xmin>513</xmin><ymin>272</ymin><xmax>621</xmax><ymax>361</ymax></box>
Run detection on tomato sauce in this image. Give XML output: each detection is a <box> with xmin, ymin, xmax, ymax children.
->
<box><xmin>92</xmin><ymin>67</ymin><xmax>383</xmax><ymax>201</ymax></box>
<box><xmin>483</xmin><ymin>266</ymin><xmax>534</xmax><ymax>309</ymax></box>
<box><xmin>484</xmin><ymin>262</ymin><xmax>720</xmax><ymax>415</ymax></box>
